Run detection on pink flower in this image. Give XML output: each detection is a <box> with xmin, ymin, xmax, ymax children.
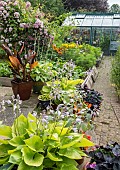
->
<box><xmin>0</xmin><ymin>6</ymin><xmax>4</xmax><ymax>11</ymax></box>
<box><xmin>33</xmin><ymin>19</ymin><xmax>43</xmax><ymax>28</ymax></box>
<box><xmin>13</xmin><ymin>1</ymin><xmax>18</xmax><ymax>6</ymax></box>
<box><xmin>26</xmin><ymin>1</ymin><xmax>31</xmax><ymax>8</ymax></box>
<box><xmin>14</xmin><ymin>12</ymin><xmax>20</xmax><ymax>18</ymax></box>
<box><xmin>9</xmin><ymin>27</ymin><xmax>13</xmax><ymax>32</ymax></box>
<box><xmin>0</xmin><ymin>1</ymin><xmax>7</xmax><ymax>7</ymax></box>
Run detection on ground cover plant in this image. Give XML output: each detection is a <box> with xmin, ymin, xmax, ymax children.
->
<box><xmin>0</xmin><ymin>60</ymin><xmax>12</xmax><ymax>78</ymax></box>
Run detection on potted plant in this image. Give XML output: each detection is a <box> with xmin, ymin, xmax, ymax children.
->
<box><xmin>30</xmin><ymin>62</ymin><xmax>57</xmax><ymax>94</ymax></box>
<box><xmin>0</xmin><ymin>97</ymin><xmax>95</xmax><ymax>170</ymax></box>
<box><xmin>86</xmin><ymin>142</ymin><xmax>120</xmax><ymax>170</ymax></box>
<box><xmin>1</xmin><ymin>43</ymin><xmax>38</xmax><ymax>100</ymax></box>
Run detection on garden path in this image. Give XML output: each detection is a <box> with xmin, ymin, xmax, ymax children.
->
<box><xmin>93</xmin><ymin>56</ymin><xmax>120</xmax><ymax>145</ymax></box>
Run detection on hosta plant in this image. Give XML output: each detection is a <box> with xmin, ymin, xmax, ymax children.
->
<box><xmin>0</xmin><ymin>100</ymin><xmax>94</xmax><ymax>170</ymax></box>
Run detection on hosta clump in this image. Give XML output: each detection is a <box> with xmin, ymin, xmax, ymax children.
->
<box><xmin>86</xmin><ymin>142</ymin><xmax>120</xmax><ymax>170</ymax></box>
<box><xmin>0</xmin><ymin>98</ymin><xmax>94</xmax><ymax>170</ymax></box>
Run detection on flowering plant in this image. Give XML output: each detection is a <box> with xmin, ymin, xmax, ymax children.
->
<box><xmin>0</xmin><ymin>96</ymin><xmax>94</xmax><ymax>170</ymax></box>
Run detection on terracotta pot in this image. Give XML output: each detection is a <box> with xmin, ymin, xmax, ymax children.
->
<box><xmin>11</xmin><ymin>80</ymin><xmax>33</xmax><ymax>101</ymax></box>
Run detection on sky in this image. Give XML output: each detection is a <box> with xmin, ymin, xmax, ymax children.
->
<box><xmin>108</xmin><ymin>0</ymin><xmax>120</xmax><ymax>6</ymax></box>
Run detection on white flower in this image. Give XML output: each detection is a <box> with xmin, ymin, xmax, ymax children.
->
<box><xmin>5</xmin><ymin>38</ymin><xmax>9</xmax><ymax>43</ymax></box>
<box><xmin>14</xmin><ymin>12</ymin><xmax>20</xmax><ymax>18</ymax></box>
<box><xmin>32</xmin><ymin>111</ymin><xmax>37</xmax><ymax>117</ymax></box>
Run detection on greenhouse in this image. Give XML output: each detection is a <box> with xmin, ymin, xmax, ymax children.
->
<box><xmin>63</xmin><ymin>13</ymin><xmax>120</xmax><ymax>54</ymax></box>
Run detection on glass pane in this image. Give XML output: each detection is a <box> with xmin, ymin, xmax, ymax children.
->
<box><xmin>82</xmin><ymin>18</ymin><xmax>93</xmax><ymax>26</ymax></box>
<box><xmin>102</xmin><ymin>18</ymin><xmax>113</xmax><ymax>26</ymax></box>
<box><xmin>74</xmin><ymin>19</ymin><xmax>84</xmax><ymax>26</ymax></box>
<box><xmin>112</xmin><ymin>19</ymin><xmax>120</xmax><ymax>27</ymax></box>
<box><xmin>92</xmin><ymin>18</ymin><xmax>103</xmax><ymax>27</ymax></box>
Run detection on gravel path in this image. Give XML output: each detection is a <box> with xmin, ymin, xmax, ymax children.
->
<box><xmin>93</xmin><ymin>56</ymin><xmax>120</xmax><ymax>145</ymax></box>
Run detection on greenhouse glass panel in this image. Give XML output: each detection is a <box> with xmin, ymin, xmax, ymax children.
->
<box><xmin>92</xmin><ymin>18</ymin><xmax>103</xmax><ymax>27</ymax></box>
<box><xmin>74</xmin><ymin>19</ymin><xmax>84</xmax><ymax>26</ymax></box>
<box><xmin>112</xmin><ymin>19</ymin><xmax>120</xmax><ymax>27</ymax></box>
<box><xmin>102</xmin><ymin>18</ymin><xmax>113</xmax><ymax>27</ymax></box>
<box><xmin>82</xmin><ymin>18</ymin><xmax>93</xmax><ymax>26</ymax></box>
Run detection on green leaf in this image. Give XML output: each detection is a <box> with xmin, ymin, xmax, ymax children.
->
<box><xmin>0</xmin><ymin>125</ymin><xmax>12</xmax><ymax>138</ymax></box>
<box><xmin>24</xmin><ymin>135</ymin><xmax>44</xmax><ymax>152</ymax></box>
<box><xmin>0</xmin><ymin>156</ymin><xmax>9</xmax><ymax>165</ymax></box>
<box><xmin>60</xmin><ymin>164</ymin><xmax>78</xmax><ymax>170</ymax></box>
<box><xmin>0</xmin><ymin>144</ymin><xmax>14</xmax><ymax>158</ymax></box>
<box><xmin>9</xmin><ymin>150</ymin><xmax>22</xmax><ymax>164</ymax></box>
<box><xmin>56</xmin><ymin>157</ymin><xmax>78</xmax><ymax>168</ymax></box>
<box><xmin>58</xmin><ymin>147</ymin><xmax>82</xmax><ymax>159</ymax></box>
<box><xmin>73</xmin><ymin>138</ymin><xmax>94</xmax><ymax>147</ymax></box>
<box><xmin>18</xmin><ymin>161</ymin><xmax>43</xmax><ymax>170</ymax></box>
<box><xmin>22</xmin><ymin>147</ymin><xmax>44</xmax><ymax>167</ymax></box>
<box><xmin>47</xmin><ymin>151</ymin><xmax>62</xmax><ymax>162</ymax></box>
<box><xmin>12</xmin><ymin>114</ymin><xmax>28</xmax><ymax>136</ymax></box>
<box><xmin>9</xmin><ymin>136</ymin><xmax>25</xmax><ymax>147</ymax></box>
<box><xmin>0</xmin><ymin>139</ymin><xmax>9</xmax><ymax>144</ymax></box>
<box><xmin>43</xmin><ymin>158</ymin><xmax>55</xmax><ymax>168</ymax></box>
<box><xmin>27</xmin><ymin>113</ymin><xmax>37</xmax><ymax>132</ymax></box>
<box><xmin>60</xmin><ymin>134</ymin><xmax>83</xmax><ymax>149</ymax></box>
<box><xmin>55</xmin><ymin>127</ymin><xmax>69</xmax><ymax>136</ymax></box>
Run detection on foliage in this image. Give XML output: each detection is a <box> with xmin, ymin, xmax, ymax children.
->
<box><xmin>99</xmin><ymin>35</ymin><xmax>110</xmax><ymax>53</ymax></box>
<box><xmin>0</xmin><ymin>0</ymin><xmax>53</xmax><ymax>57</ymax></box>
<box><xmin>0</xmin><ymin>96</ymin><xmax>94</xmax><ymax>170</ymax></box>
<box><xmin>30</xmin><ymin>62</ymin><xmax>57</xmax><ymax>82</ymax></box>
<box><xmin>109</xmin><ymin>4</ymin><xmax>120</xmax><ymax>13</ymax></box>
<box><xmin>0</xmin><ymin>61</ymin><xmax>12</xmax><ymax>77</ymax></box>
<box><xmin>86</xmin><ymin>142</ymin><xmax>120</xmax><ymax>170</ymax></box>
<box><xmin>111</xmin><ymin>47</ymin><xmax>120</xmax><ymax>96</ymax></box>
<box><xmin>62</xmin><ymin>0</ymin><xmax>108</xmax><ymax>12</ymax></box>
<box><xmin>52</xmin><ymin>43</ymin><xmax>102</xmax><ymax>71</ymax></box>
<box><xmin>1</xmin><ymin>43</ymin><xmax>38</xmax><ymax>82</ymax></box>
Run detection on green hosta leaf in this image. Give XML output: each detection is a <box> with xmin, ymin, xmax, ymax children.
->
<box><xmin>0</xmin><ymin>139</ymin><xmax>9</xmax><ymax>144</ymax></box>
<box><xmin>27</xmin><ymin>113</ymin><xmax>37</xmax><ymax>132</ymax></box>
<box><xmin>12</xmin><ymin>114</ymin><xmax>28</xmax><ymax>136</ymax></box>
<box><xmin>60</xmin><ymin>164</ymin><xmax>78</xmax><ymax>170</ymax></box>
<box><xmin>18</xmin><ymin>161</ymin><xmax>43</xmax><ymax>170</ymax></box>
<box><xmin>24</xmin><ymin>135</ymin><xmax>44</xmax><ymax>152</ymax></box>
<box><xmin>58</xmin><ymin>147</ymin><xmax>82</xmax><ymax>159</ymax></box>
<box><xmin>60</xmin><ymin>134</ymin><xmax>83</xmax><ymax>149</ymax></box>
<box><xmin>0</xmin><ymin>156</ymin><xmax>9</xmax><ymax>165</ymax></box>
<box><xmin>9</xmin><ymin>136</ymin><xmax>25</xmax><ymax>147</ymax></box>
<box><xmin>45</xmin><ymin>139</ymin><xmax>60</xmax><ymax>148</ymax></box>
<box><xmin>0</xmin><ymin>125</ymin><xmax>12</xmax><ymax>138</ymax></box>
<box><xmin>22</xmin><ymin>147</ymin><xmax>44</xmax><ymax>167</ymax></box>
<box><xmin>43</xmin><ymin>158</ymin><xmax>55</xmax><ymax>168</ymax></box>
<box><xmin>0</xmin><ymin>163</ymin><xmax>14</xmax><ymax>170</ymax></box>
<box><xmin>55</xmin><ymin>127</ymin><xmax>69</xmax><ymax>136</ymax></box>
<box><xmin>47</xmin><ymin>151</ymin><xmax>62</xmax><ymax>162</ymax></box>
<box><xmin>0</xmin><ymin>144</ymin><xmax>14</xmax><ymax>157</ymax></box>
<box><xmin>9</xmin><ymin>150</ymin><xmax>22</xmax><ymax>164</ymax></box>
<box><xmin>48</xmin><ymin>133</ymin><xmax>59</xmax><ymax>141</ymax></box>
<box><xmin>56</xmin><ymin>157</ymin><xmax>78</xmax><ymax>168</ymax></box>
<box><xmin>73</xmin><ymin>138</ymin><xmax>94</xmax><ymax>147</ymax></box>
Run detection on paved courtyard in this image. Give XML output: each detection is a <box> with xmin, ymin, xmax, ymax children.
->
<box><xmin>0</xmin><ymin>56</ymin><xmax>120</xmax><ymax>145</ymax></box>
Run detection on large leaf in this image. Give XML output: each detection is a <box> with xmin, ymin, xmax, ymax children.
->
<box><xmin>27</xmin><ymin>113</ymin><xmax>37</xmax><ymax>132</ymax></box>
<box><xmin>60</xmin><ymin>134</ymin><xmax>83</xmax><ymax>149</ymax></box>
<box><xmin>9</xmin><ymin>136</ymin><xmax>25</xmax><ymax>147</ymax></box>
<box><xmin>47</xmin><ymin>151</ymin><xmax>62</xmax><ymax>162</ymax></box>
<box><xmin>0</xmin><ymin>144</ymin><xmax>14</xmax><ymax>158</ymax></box>
<box><xmin>73</xmin><ymin>138</ymin><xmax>94</xmax><ymax>147</ymax></box>
<box><xmin>22</xmin><ymin>147</ymin><xmax>44</xmax><ymax>167</ymax></box>
<box><xmin>0</xmin><ymin>156</ymin><xmax>9</xmax><ymax>165</ymax></box>
<box><xmin>60</xmin><ymin>164</ymin><xmax>78</xmax><ymax>170</ymax></box>
<box><xmin>12</xmin><ymin>114</ymin><xmax>28</xmax><ymax>136</ymax></box>
<box><xmin>30</xmin><ymin>61</ymin><xmax>38</xmax><ymax>69</ymax></box>
<box><xmin>58</xmin><ymin>147</ymin><xmax>82</xmax><ymax>159</ymax></box>
<box><xmin>54</xmin><ymin>127</ymin><xmax>69</xmax><ymax>136</ymax></box>
<box><xmin>18</xmin><ymin>161</ymin><xmax>43</xmax><ymax>170</ymax></box>
<box><xmin>9</xmin><ymin>56</ymin><xmax>21</xmax><ymax>69</ymax></box>
<box><xmin>9</xmin><ymin>150</ymin><xmax>22</xmax><ymax>164</ymax></box>
<box><xmin>24</xmin><ymin>135</ymin><xmax>44</xmax><ymax>152</ymax></box>
<box><xmin>0</xmin><ymin>125</ymin><xmax>12</xmax><ymax>138</ymax></box>
<box><xmin>56</xmin><ymin>157</ymin><xmax>78</xmax><ymax>168</ymax></box>
<box><xmin>0</xmin><ymin>139</ymin><xmax>9</xmax><ymax>144</ymax></box>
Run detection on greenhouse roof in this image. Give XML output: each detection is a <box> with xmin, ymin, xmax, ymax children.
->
<box><xmin>62</xmin><ymin>13</ymin><xmax>120</xmax><ymax>28</ymax></box>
